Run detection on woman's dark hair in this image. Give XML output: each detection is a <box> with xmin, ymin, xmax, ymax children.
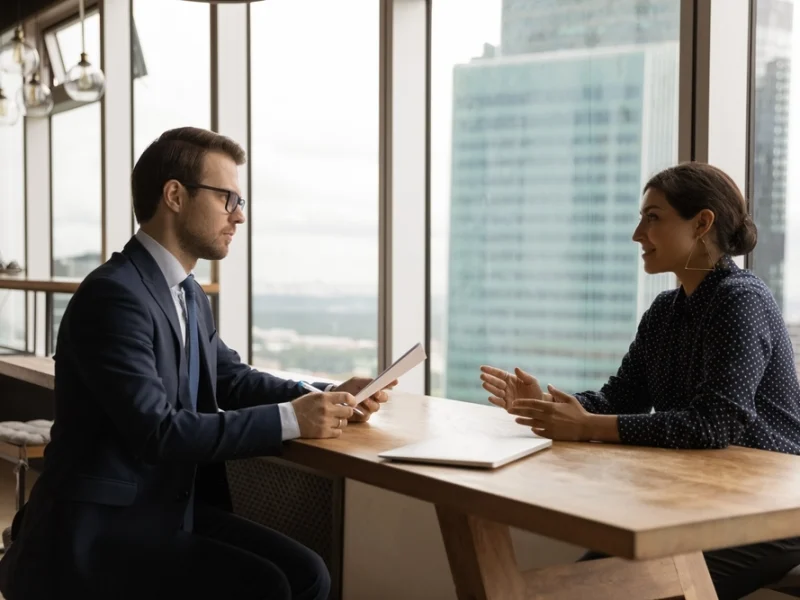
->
<box><xmin>643</xmin><ymin>162</ymin><xmax>757</xmax><ymax>256</ymax></box>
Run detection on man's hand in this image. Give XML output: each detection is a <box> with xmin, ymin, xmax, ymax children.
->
<box><xmin>479</xmin><ymin>366</ymin><xmax>543</xmax><ymax>411</ymax></box>
<box><xmin>291</xmin><ymin>391</ymin><xmax>358</xmax><ymax>438</ymax></box>
<box><xmin>333</xmin><ymin>377</ymin><xmax>398</xmax><ymax>423</ymax></box>
<box><xmin>507</xmin><ymin>385</ymin><xmax>592</xmax><ymax>441</ymax></box>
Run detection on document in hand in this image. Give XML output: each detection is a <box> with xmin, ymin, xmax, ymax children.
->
<box><xmin>355</xmin><ymin>342</ymin><xmax>427</xmax><ymax>403</ymax></box>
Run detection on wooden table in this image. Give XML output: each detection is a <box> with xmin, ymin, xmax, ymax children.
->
<box><xmin>284</xmin><ymin>393</ymin><xmax>800</xmax><ymax>600</ymax></box>
<box><xmin>4</xmin><ymin>355</ymin><xmax>800</xmax><ymax>599</ymax></box>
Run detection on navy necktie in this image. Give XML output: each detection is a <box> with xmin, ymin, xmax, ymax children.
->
<box><xmin>181</xmin><ymin>275</ymin><xmax>199</xmax><ymax>412</ymax></box>
<box><xmin>180</xmin><ymin>275</ymin><xmax>199</xmax><ymax>532</ymax></box>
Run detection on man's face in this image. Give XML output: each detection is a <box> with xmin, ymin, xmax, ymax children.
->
<box><xmin>176</xmin><ymin>151</ymin><xmax>245</xmax><ymax>262</ymax></box>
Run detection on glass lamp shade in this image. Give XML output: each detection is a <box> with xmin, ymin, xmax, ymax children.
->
<box><xmin>64</xmin><ymin>53</ymin><xmax>106</xmax><ymax>102</ymax></box>
<box><xmin>0</xmin><ymin>87</ymin><xmax>19</xmax><ymax>126</ymax></box>
<box><xmin>0</xmin><ymin>27</ymin><xmax>40</xmax><ymax>77</ymax></box>
<box><xmin>17</xmin><ymin>73</ymin><xmax>54</xmax><ymax>118</ymax></box>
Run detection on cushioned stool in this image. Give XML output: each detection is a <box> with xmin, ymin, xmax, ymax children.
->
<box><xmin>0</xmin><ymin>420</ymin><xmax>52</xmax><ymax>552</ymax></box>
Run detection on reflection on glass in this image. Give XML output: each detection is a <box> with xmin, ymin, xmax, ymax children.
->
<box><xmin>52</xmin><ymin>103</ymin><xmax>102</xmax><ymax>278</ymax></box>
<box><xmin>249</xmin><ymin>0</ymin><xmax>379</xmax><ymax>380</ymax></box>
<box><xmin>751</xmin><ymin>0</ymin><xmax>796</xmax><ymax>368</ymax></box>
<box><xmin>0</xmin><ymin>70</ymin><xmax>26</xmax><ymax>351</ymax></box>
<box><xmin>133</xmin><ymin>0</ymin><xmax>211</xmax><ymax>282</ymax></box>
<box><xmin>430</xmin><ymin>0</ymin><xmax>680</xmax><ymax>402</ymax></box>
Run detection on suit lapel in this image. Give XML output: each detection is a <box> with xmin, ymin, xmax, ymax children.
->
<box><xmin>122</xmin><ymin>238</ymin><xmax>190</xmax><ymax>408</ymax></box>
<box><xmin>123</xmin><ymin>237</ymin><xmax>183</xmax><ymax>346</ymax></box>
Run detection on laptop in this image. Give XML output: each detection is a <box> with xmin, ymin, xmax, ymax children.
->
<box><xmin>378</xmin><ymin>434</ymin><xmax>552</xmax><ymax>469</ymax></box>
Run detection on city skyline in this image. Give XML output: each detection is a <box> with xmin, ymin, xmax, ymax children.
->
<box><xmin>10</xmin><ymin>0</ymin><xmax>794</xmax><ymax>296</ymax></box>
<box><xmin>1</xmin><ymin>0</ymin><xmax>799</xmax><ymax>394</ymax></box>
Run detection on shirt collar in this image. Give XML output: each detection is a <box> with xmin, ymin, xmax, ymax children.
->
<box><xmin>134</xmin><ymin>229</ymin><xmax>191</xmax><ymax>289</ymax></box>
<box><xmin>673</xmin><ymin>255</ymin><xmax>738</xmax><ymax>317</ymax></box>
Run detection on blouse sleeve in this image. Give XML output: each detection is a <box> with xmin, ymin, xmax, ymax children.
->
<box><xmin>617</xmin><ymin>287</ymin><xmax>769</xmax><ymax>449</ymax></box>
<box><xmin>574</xmin><ymin>307</ymin><xmax>653</xmax><ymax>416</ymax></box>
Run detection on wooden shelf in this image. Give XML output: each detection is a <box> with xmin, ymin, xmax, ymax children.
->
<box><xmin>0</xmin><ymin>355</ymin><xmax>54</xmax><ymax>390</ymax></box>
<box><xmin>0</xmin><ymin>275</ymin><xmax>219</xmax><ymax>295</ymax></box>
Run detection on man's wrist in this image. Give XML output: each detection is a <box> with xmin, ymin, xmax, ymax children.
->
<box><xmin>278</xmin><ymin>401</ymin><xmax>301</xmax><ymax>441</ymax></box>
<box><xmin>584</xmin><ymin>414</ymin><xmax>620</xmax><ymax>443</ymax></box>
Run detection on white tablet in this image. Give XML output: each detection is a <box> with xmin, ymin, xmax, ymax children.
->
<box><xmin>378</xmin><ymin>434</ymin><xmax>552</xmax><ymax>469</ymax></box>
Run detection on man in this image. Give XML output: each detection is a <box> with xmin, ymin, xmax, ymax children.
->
<box><xmin>0</xmin><ymin>127</ymin><xmax>391</xmax><ymax>600</ymax></box>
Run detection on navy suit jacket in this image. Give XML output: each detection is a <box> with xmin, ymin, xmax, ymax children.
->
<box><xmin>0</xmin><ymin>237</ymin><xmax>323</xmax><ymax>599</ymax></box>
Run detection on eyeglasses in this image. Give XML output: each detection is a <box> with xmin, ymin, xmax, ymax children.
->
<box><xmin>182</xmin><ymin>183</ymin><xmax>246</xmax><ymax>214</ymax></box>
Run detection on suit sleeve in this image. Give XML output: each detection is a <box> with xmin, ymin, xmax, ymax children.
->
<box><xmin>66</xmin><ymin>277</ymin><xmax>284</xmax><ymax>464</ymax></box>
<box><xmin>194</xmin><ymin>287</ymin><xmax>328</xmax><ymax>410</ymax></box>
<box><xmin>214</xmin><ymin>336</ymin><xmax>309</xmax><ymax>410</ymax></box>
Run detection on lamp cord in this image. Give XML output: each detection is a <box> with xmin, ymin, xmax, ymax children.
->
<box><xmin>79</xmin><ymin>0</ymin><xmax>86</xmax><ymax>55</ymax></box>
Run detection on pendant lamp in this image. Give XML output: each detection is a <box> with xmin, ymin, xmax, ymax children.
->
<box><xmin>0</xmin><ymin>86</ymin><xmax>19</xmax><ymax>126</ymax></box>
<box><xmin>19</xmin><ymin>72</ymin><xmax>54</xmax><ymax>118</ymax></box>
<box><xmin>0</xmin><ymin>19</ymin><xmax>40</xmax><ymax>77</ymax></box>
<box><xmin>63</xmin><ymin>0</ymin><xmax>106</xmax><ymax>102</ymax></box>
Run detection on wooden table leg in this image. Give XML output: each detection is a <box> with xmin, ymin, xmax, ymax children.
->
<box><xmin>436</xmin><ymin>505</ymin><xmax>526</xmax><ymax>600</ymax></box>
<box><xmin>673</xmin><ymin>552</ymin><xmax>718</xmax><ymax>600</ymax></box>
<box><xmin>436</xmin><ymin>506</ymin><xmax>718</xmax><ymax>600</ymax></box>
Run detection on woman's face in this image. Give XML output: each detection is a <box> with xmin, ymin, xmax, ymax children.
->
<box><xmin>632</xmin><ymin>188</ymin><xmax>700</xmax><ymax>275</ymax></box>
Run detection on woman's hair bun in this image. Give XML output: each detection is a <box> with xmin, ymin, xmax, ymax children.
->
<box><xmin>726</xmin><ymin>214</ymin><xmax>757</xmax><ymax>255</ymax></box>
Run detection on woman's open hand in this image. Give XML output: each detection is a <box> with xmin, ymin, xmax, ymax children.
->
<box><xmin>479</xmin><ymin>366</ymin><xmax>543</xmax><ymax>411</ymax></box>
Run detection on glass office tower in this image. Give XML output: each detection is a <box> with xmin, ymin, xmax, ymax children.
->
<box><xmin>444</xmin><ymin>0</ymin><xmax>680</xmax><ymax>402</ymax></box>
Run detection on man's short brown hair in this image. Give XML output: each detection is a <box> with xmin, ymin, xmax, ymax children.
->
<box><xmin>132</xmin><ymin>127</ymin><xmax>246</xmax><ymax>223</ymax></box>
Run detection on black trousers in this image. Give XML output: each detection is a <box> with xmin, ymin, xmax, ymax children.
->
<box><xmin>66</xmin><ymin>502</ymin><xmax>331</xmax><ymax>600</ymax></box>
<box><xmin>580</xmin><ymin>537</ymin><xmax>800</xmax><ymax>600</ymax></box>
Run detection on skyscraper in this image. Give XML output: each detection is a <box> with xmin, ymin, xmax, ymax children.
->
<box><xmin>751</xmin><ymin>0</ymin><xmax>793</xmax><ymax>312</ymax></box>
<box><xmin>500</xmin><ymin>0</ymin><xmax>679</xmax><ymax>55</ymax></box>
<box><xmin>444</xmin><ymin>0</ymin><xmax>680</xmax><ymax>403</ymax></box>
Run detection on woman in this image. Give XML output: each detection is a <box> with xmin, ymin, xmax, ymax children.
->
<box><xmin>480</xmin><ymin>162</ymin><xmax>800</xmax><ymax>599</ymax></box>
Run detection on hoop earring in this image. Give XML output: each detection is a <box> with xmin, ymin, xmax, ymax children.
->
<box><xmin>685</xmin><ymin>237</ymin><xmax>714</xmax><ymax>272</ymax></box>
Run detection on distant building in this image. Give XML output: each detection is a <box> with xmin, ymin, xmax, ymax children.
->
<box><xmin>444</xmin><ymin>43</ymin><xmax>678</xmax><ymax>402</ymax></box>
<box><xmin>444</xmin><ymin>1</ymin><xmax>680</xmax><ymax>403</ymax></box>
<box><xmin>750</xmin><ymin>0</ymin><xmax>793</xmax><ymax>311</ymax></box>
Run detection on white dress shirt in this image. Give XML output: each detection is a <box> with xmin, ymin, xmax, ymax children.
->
<box><xmin>135</xmin><ymin>229</ymin><xmax>302</xmax><ymax>440</ymax></box>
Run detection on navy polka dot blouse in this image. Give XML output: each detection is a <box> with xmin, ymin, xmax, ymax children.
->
<box><xmin>575</xmin><ymin>256</ymin><xmax>800</xmax><ymax>453</ymax></box>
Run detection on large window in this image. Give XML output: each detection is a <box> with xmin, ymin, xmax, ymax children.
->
<box><xmin>50</xmin><ymin>101</ymin><xmax>102</xmax><ymax>352</ymax></box>
<box><xmin>430</xmin><ymin>0</ymin><xmax>681</xmax><ymax>402</ymax></box>
<box><xmin>132</xmin><ymin>0</ymin><xmax>211</xmax><ymax>281</ymax></box>
<box><xmin>51</xmin><ymin>102</ymin><xmax>102</xmax><ymax>278</ymax></box>
<box><xmin>750</xmin><ymin>0</ymin><xmax>796</xmax><ymax>363</ymax></box>
<box><xmin>249</xmin><ymin>0</ymin><xmax>379</xmax><ymax>380</ymax></box>
<box><xmin>0</xmin><ymin>66</ymin><xmax>26</xmax><ymax>351</ymax></box>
